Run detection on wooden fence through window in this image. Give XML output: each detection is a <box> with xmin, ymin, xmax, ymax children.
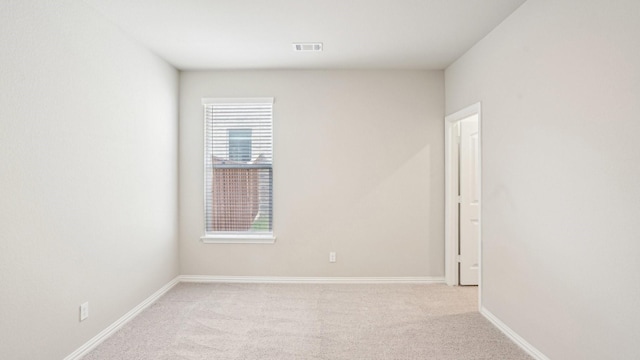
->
<box><xmin>210</xmin><ymin>157</ymin><xmax>264</xmax><ymax>231</ymax></box>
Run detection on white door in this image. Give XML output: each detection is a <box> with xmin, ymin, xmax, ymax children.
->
<box><xmin>459</xmin><ymin>116</ymin><xmax>480</xmax><ymax>285</ymax></box>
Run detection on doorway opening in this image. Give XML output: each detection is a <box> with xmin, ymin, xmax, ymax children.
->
<box><xmin>445</xmin><ymin>103</ymin><xmax>482</xmax><ymax>297</ymax></box>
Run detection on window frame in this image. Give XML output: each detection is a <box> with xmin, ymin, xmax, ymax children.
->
<box><xmin>200</xmin><ymin>97</ymin><xmax>275</xmax><ymax>244</ymax></box>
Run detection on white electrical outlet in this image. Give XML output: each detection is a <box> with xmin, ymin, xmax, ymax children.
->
<box><xmin>329</xmin><ymin>252</ymin><xmax>336</xmax><ymax>263</ymax></box>
<box><xmin>80</xmin><ymin>302</ymin><xmax>89</xmax><ymax>321</ymax></box>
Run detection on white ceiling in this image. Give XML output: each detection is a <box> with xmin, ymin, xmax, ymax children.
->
<box><xmin>84</xmin><ymin>0</ymin><xmax>526</xmax><ymax>70</ymax></box>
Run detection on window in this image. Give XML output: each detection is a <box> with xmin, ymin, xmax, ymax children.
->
<box><xmin>202</xmin><ymin>98</ymin><xmax>274</xmax><ymax>243</ymax></box>
<box><xmin>228</xmin><ymin>129</ymin><xmax>252</xmax><ymax>162</ymax></box>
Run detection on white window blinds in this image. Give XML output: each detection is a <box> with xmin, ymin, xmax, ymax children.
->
<box><xmin>203</xmin><ymin>98</ymin><xmax>273</xmax><ymax>236</ymax></box>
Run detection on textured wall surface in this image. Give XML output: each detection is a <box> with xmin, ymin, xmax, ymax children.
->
<box><xmin>0</xmin><ymin>1</ymin><xmax>179</xmax><ymax>358</ymax></box>
<box><xmin>180</xmin><ymin>70</ymin><xmax>445</xmax><ymax>277</ymax></box>
<box><xmin>446</xmin><ymin>0</ymin><xmax>640</xmax><ymax>358</ymax></box>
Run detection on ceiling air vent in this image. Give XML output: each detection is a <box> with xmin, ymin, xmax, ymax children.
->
<box><xmin>292</xmin><ymin>43</ymin><xmax>323</xmax><ymax>52</ymax></box>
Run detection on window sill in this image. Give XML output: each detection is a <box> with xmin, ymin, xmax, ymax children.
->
<box><xmin>200</xmin><ymin>234</ymin><xmax>276</xmax><ymax>244</ymax></box>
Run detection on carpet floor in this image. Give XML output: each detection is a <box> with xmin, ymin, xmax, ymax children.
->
<box><xmin>83</xmin><ymin>283</ymin><xmax>532</xmax><ymax>360</ymax></box>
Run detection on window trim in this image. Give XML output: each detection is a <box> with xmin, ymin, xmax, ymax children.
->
<box><xmin>201</xmin><ymin>97</ymin><xmax>275</xmax><ymax>244</ymax></box>
<box><xmin>200</xmin><ymin>233</ymin><xmax>276</xmax><ymax>244</ymax></box>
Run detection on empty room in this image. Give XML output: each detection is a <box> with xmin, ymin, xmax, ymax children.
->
<box><xmin>1</xmin><ymin>0</ymin><xmax>638</xmax><ymax>359</ymax></box>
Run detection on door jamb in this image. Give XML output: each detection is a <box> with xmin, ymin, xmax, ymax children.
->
<box><xmin>444</xmin><ymin>102</ymin><xmax>482</xmax><ymax>298</ymax></box>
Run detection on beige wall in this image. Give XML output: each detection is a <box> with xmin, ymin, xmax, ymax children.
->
<box><xmin>446</xmin><ymin>0</ymin><xmax>640</xmax><ymax>358</ymax></box>
<box><xmin>0</xmin><ymin>1</ymin><xmax>179</xmax><ymax>359</ymax></box>
<box><xmin>180</xmin><ymin>70</ymin><xmax>444</xmax><ymax>277</ymax></box>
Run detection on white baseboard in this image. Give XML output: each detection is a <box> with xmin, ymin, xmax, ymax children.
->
<box><xmin>63</xmin><ymin>276</ymin><xmax>180</xmax><ymax>360</ymax></box>
<box><xmin>480</xmin><ymin>306</ymin><xmax>550</xmax><ymax>360</ymax></box>
<box><xmin>179</xmin><ymin>275</ymin><xmax>445</xmax><ymax>284</ymax></box>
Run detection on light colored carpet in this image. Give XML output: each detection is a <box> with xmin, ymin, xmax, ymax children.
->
<box><xmin>83</xmin><ymin>283</ymin><xmax>532</xmax><ymax>360</ymax></box>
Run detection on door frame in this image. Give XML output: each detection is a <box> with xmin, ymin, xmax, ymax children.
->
<box><xmin>444</xmin><ymin>102</ymin><xmax>482</xmax><ymax>295</ymax></box>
